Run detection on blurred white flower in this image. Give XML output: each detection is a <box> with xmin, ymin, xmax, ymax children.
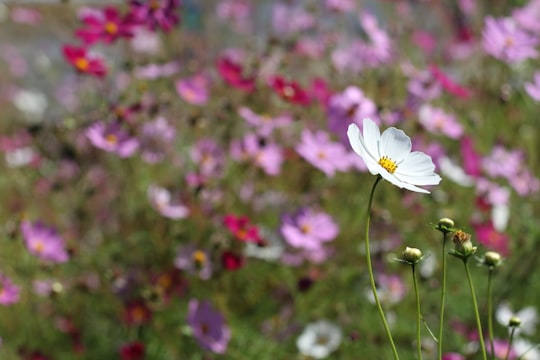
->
<box><xmin>514</xmin><ymin>338</ymin><xmax>540</xmax><ymax>360</ymax></box>
<box><xmin>348</xmin><ymin>118</ymin><xmax>441</xmax><ymax>193</ymax></box>
<box><xmin>13</xmin><ymin>89</ymin><xmax>47</xmax><ymax>123</ymax></box>
<box><xmin>296</xmin><ymin>320</ymin><xmax>342</xmax><ymax>359</ymax></box>
<box><xmin>497</xmin><ymin>302</ymin><xmax>538</xmax><ymax>336</ymax></box>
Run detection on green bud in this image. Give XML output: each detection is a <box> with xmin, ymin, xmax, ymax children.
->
<box><xmin>435</xmin><ymin>218</ymin><xmax>456</xmax><ymax>235</ymax></box>
<box><xmin>483</xmin><ymin>251</ymin><xmax>503</xmax><ymax>267</ymax></box>
<box><xmin>509</xmin><ymin>316</ymin><xmax>521</xmax><ymax>328</ymax></box>
<box><xmin>449</xmin><ymin>230</ymin><xmax>477</xmax><ymax>260</ymax></box>
<box><xmin>403</xmin><ymin>247</ymin><xmax>423</xmax><ymax>264</ymax></box>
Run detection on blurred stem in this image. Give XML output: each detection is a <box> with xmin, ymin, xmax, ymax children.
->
<box><xmin>464</xmin><ymin>259</ymin><xmax>487</xmax><ymax>360</ymax></box>
<box><xmin>505</xmin><ymin>327</ymin><xmax>516</xmax><ymax>360</ymax></box>
<box><xmin>487</xmin><ymin>268</ymin><xmax>495</xmax><ymax>360</ymax></box>
<box><xmin>412</xmin><ymin>265</ymin><xmax>422</xmax><ymax>360</ymax></box>
<box><xmin>438</xmin><ymin>233</ymin><xmax>448</xmax><ymax>360</ymax></box>
<box><xmin>364</xmin><ymin>175</ymin><xmax>400</xmax><ymax>360</ymax></box>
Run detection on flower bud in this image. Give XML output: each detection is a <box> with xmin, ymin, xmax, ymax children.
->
<box><xmin>483</xmin><ymin>251</ymin><xmax>503</xmax><ymax>267</ymax></box>
<box><xmin>450</xmin><ymin>230</ymin><xmax>477</xmax><ymax>260</ymax></box>
<box><xmin>508</xmin><ymin>316</ymin><xmax>521</xmax><ymax>328</ymax></box>
<box><xmin>403</xmin><ymin>247</ymin><xmax>423</xmax><ymax>264</ymax></box>
<box><xmin>435</xmin><ymin>218</ymin><xmax>455</xmax><ymax>235</ymax></box>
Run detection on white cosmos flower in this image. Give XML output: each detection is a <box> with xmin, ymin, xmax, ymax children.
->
<box><xmin>296</xmin><ymin>320</ymin><xmax>342</xmax><ymax>359</ymax></box>
<box><xmin>347</xmin><ymin>118</ymin><xmax>442</xmax><ymax>193</ymax></box>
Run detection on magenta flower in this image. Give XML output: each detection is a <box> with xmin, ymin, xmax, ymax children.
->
<box><xmin>404</xmin><ymin>65</ymin><xmax>442</xmax><ymax>102</ymax></box>
<box><xmin>460</xmin><ymin>136</ymin><xmax>482</xmax><ymax>178</ymax></box>
<box><xmin>174</xmin><ymin>245</ymin><xmax>212</xmax><ymax>280</ymax></box>
<box><xmin>126</xmin><ymin>0</ymin><xmax>180</xmax><ymax>32</ymax></box>
<box><xmin>216</xmin><ymin>55</ymin><xmax>256</xmax><ymax>92</ymax></box>
<box><xmin>482</xmin><ymin>16</ymin><xmax>538</xmax><ymax>63</ymax></box>
<box><xmin>524</xmin><ymin>71</ymin><xmax>540</xmax><ymax>101</ymax></box>
<box><xmin>21</xmin><ymin>221</ymin><xmax>69</xmax><ymax>263</ymax></box>
<box><xmin>473</xmin><ymin>222</ymin><xmax>510</xmax><ymax>256</ymax></box>
<box><xmin>0</xmin><ymin>273</ymin><xmax>20</xmax><ymax>306</ymax></box>
<box><xmin>175</xmin><ymin>73</ymin><xmax>210</xmax><ymax>106</ymax></box>
<box><xmin>62</xmin><ymin>45</ymin><xmax>107</xmax><ymax>77</ymax></box>
<box><xmin>230</xmin><ymin>133</ymin><xmax>283</xmax><ymax>176</ymax></box>
<box><xmin>327</xmin><ymin>86</ymin><xmax>378</xmax><ymax>143</ymax></box>
<box><xmin>238</xmin><ymin>107</ymin><xmax>291</xmax><ymax>136</ymax></box>
<box><xmin>429</xmin><ymin>65</ymin><xmax>472</xmax><ymax>99</ymax></box>
<box><xmin>86</xmin><ymin>122</ymin><xmax>139</xmax><ymax>157</ymax></box>
<box><xmin>295</xmin><ymin>129</ymin><xmax>350</xmax><ymax>177</ymax></box>
<box><xmin>139</xmin><ymin>117</ymin><xmax>175</xmax><ymax>164</ymax></box>
<box><xmin>442</xmin><ymin>353</ymin><xmax>465</xmax><ymax>360</ymax></box>
<box><xmin>418</xmin><ymin>105</ymin><xmax>464</xmax><ymax>139</ymax></box>
<box><xmin>280</xmin><ymin>208</ymin><xmax>339</xmax><ymax>251</ymax></box>
<box><xmin>187</xmin><ymin>299</ymin><xmax>231</xmax><ymax>354</ymax></box>
<box><xmin>76</xmin><ymin>6</ymin><xmax>133</xmax><ymax>45</ymax></box>
<box><xmin>147</xmin><ymin>185</ymin><xmax>189</xmax><ymax>219</ymax></box>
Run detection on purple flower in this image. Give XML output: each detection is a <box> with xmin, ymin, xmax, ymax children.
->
<box><xmin>127</xmin><ymin>0</ymin><xmax>180</xmax><ymax>32</ymax></box>
<box><xmin>525</xmin><ymin>71</ymin><xmax>540</xmax><ymax>101</ymax></box>
<box><xmin>216</xmin><ymin>0</ymin><xmax>252</xmax><ymax>33</ymax></box>
<box><xmin>187</xmin><ymin>299</ymin><xmax>231</xmax><ymax>354</ymax></box>
<box><xmin>513</xmin><ymin>0</ymin><xmax>540</xmax><ymax>35</ymax></box>
<box><xmin>190</xmin><ymin>138</ymin><xmax>225</xmax><ymax>177</ymax></box>
<box><xmin>230</xmin><ymin>133</ymin><xmax>283</xmax><ymax>176</ymax></box>
<box><xmin>327</xmin><ymin>86</ymin><xmax>378</xmax><ymax>143</ymax></box>
<box><xmin>147</xmin><ymin>184</ymin><xmax>189</xmax><ymax>219</ymax></box>
<box><xmin>86</xmin><ymin>122</ymin><xmax>139</xmax><ymax>157</ymax></box>
<box><xmin>482</xmin><ymin>16</ymin><xmax>538</xmax><ymax>63</ymax></box>
<box><xmin>0</xmin><ymin>273</ymin><xmax>20</xmax><ymax>305</ymax></box>
<box><xmin>271</xmin><ymin>2</ymin><xmax>315</xmax><ymax>36</ymax></box>
<box><xmin>295</xmin><ymin>130</ymin><xmax>350</xmax><ymax>177</ymax></box>
<box><xmin>139</xmin><ymin>117</ymin><xmax>175</xmax><ymax>164</ymax></box>
<box><xmin>21</xmin><ymin>221</ymin><xmax>69</xmax><ymax>263</ymax></box>
<box><xmin>175</xmin><ymin>73</ymin><xmax>210</xmax><ymax>106</ymax></box>
<box><xmin>403</xmin><ymin>64</ymin><xmax>442</xmax><ymax>102</ymax></box>
<box><xmin>174</xmin><ymin>245</ymin><xmax>212</xmax><ymax>280</ymax></box>
<box><xmin>280</xmin><ymin>208</ymin><xmax>339</xmax><ymax>251</ymax></box>
<box><xmin>238</xmin><ymin>107</ymin><xmax>292</xmax><ymax>137</ymax></box>
<box><xmin>418</xmin><ymin>105</ymin><xmax>463</xmax><ymax>139</ymax></box>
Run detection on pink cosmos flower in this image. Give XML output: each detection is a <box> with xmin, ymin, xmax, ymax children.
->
<box><xmin>357</xmin><ymin>11</ymin><xmax>393</xmax><ymax>67</ymax></box>
<box><xmin>295</xmin><ymin>129</ymin><xmax>350</xmax><ymax>177</ymax></box>
<box><xmin>509</xmin><ymin>168</ymin><xmax>540</xmax><ymax>196</ymax></box>
<box><xmin>175</xmin><ymin>73</ymin><xmax>210</xmax><ymax>106</ymax></box>
<box><xmin>280</xmin><ymin>208</ymin><xmax>339</xmax><ymax>251</ymax></box>
<box><xmin>216</xmin><ymin>56</ymin><xmax>256</xmax><ymax>92</ymax></box>
<box><xmin>271</xmin><ymin>2</ymin><xmax>315</xmax><ymax>36</ymax></box>
<box><xmin>187</xmin><ymin>299</ymin><xmax>231</xmax><ymax>354</ymax></box>
<box><xmin>86</xmin><ymin>122</ymin><xmax>139</xmax><ymax>157</ymax></box>
<box><xmin>139</xmin><ymin>117</ymin><xmax>175</xmax><ymax>164</ymax></box>
<box><xmin>126</xmin><ymin>0</ymin><xmax>180</xmax><ymax>32</ymax></box>
<box><xmin>11</xmin><ymin>7</ymin><xmax>41</xmax><ymax>25</ymax></box>
<box><xmin>0</xmin><ymin>273</ymin><xmax>21</xmax><ymax>305</ymax></box>
<box><xmin>460</xmin><ymin>136</ymin><xmax>482</xmax><ymax>178</ymax></box>
<box><xmin>134</xmin><ymin>61</ymin><xmax>180</xmax><ymax>80</ymax></box>
<box><xmin>327</xmin><ymin>86</ymin><xmax>378</xmax><ymax>143</ymax></box>
<box><xmin>223</xmin><ymin>214</ymin><xmax>262</xmax><ymax>244</ymax></box>
<box><xmin>230</xmin><ymin>133</ymin><xmax>283</xmax><ymax>176</ymax></box>
<box><xmin>238</xmin><ymin>107</ymin><xmax>291</xmax><ymax>136</ymax></box>
<box><xmin>269</xmin><ymin>76</ymin><xmax>311</xmax><ymax>106</ymax></box>
<box><xmin>442</xmin><ymin>353</ymin><xmax>465</xmax><ymax>360</ymax></box>
<box><xmin>403</xmin><ymin>64</ymin><xmax>442</xmax><ymax>102</ymax></box>
<box><xmin>325</xmin><ymin>0</ymin><xmax>355</xmax><ymax>12</ymax></box>
<box><xmin>418</xmin><ymin>104</ymin><xmax>464</xmax><ymax>139</ymax></box>
<box><xmin>147</xmin><ymin>185</ymin><xmax>189</xmax><ymax>219</ymax></box>
<box><xmin>482</xmin><ymin>16</ymin><xmax>538</xmax><ymax>63</ymax></box>
<box><xmin>216</xmin><ymin>0</ymin><xmax>252</xmax><ymax>33</ymax></box>
<box><xmin>21</xmin><ymin>220</ymin><xmax>69</xmax><ymax>263</ymax></box>
<box><xmin>76</xmin><ymin>6</ymin><xmax>133</xmax><ymax>45</ymax></box>
<box><xmin>174</xmin><ymin>245</ymin><xmax>212</xmax><ymax>280</ymax></box>
<box><xmin>190</xmin><ymin>138</ymin><xmax>225</xmax><ymax>177</ymax></box>
<box><xmin>429</xmin><ymin>65</ymin><xmax>472</xmax><ymax>99</ymax></box>
<box><xmin>473</xmin><ymin>222</ymin><xmax>510</xmax><ymax>256</ymax></box>
<box><xmin>524</xmin><ymin>71</ymin><xmax>540</xmax><ymax>101</ymax></box>
<box><xmin>62</xmin><ymin>45</ymin><xmax>107</xmax><ymax>77</ymax></box>
<box><xmin>513</xmin><ymin>0</ymin><xmax>540</xmax><ymax>34</ymax></box>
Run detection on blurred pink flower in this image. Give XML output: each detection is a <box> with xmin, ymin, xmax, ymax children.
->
<box><xmin>418</xmin><ymin>104</ymin><xmax>464</xmax><ymax>139</ymax></box>
<box><xmin>134</xmin><ymin>61</ymin><xmax>180</xmax><ymax>80</ymax></box>
<box><xmin>86</xmin><ymin>122</ymin><xmax>139</xmax><ymax>157</ymax></box>
<box><xmin>21</xmin><ymin>221</ymin><xmax>69</xmax><ymax>263</ymax></box>
<box><xmin>238</xmin><ymin>107</ymin><xmax>291</xmax><ymax>136</ymax></box>
<box><xmin>513</xmin><ymin>0</ymin><xmax>540</xmax><ymax>34</ymax></box>
<box><xmin>76</xmin><ymin>6</ymin><xmax>133</xmax><ymax>44</ymax></box>
<box><xmin>216</xmin><ymin>55</ymin><xmax>256</xmax><ymax>92</ymax></box>
<box><xmin>460</xmin><ymin>136</ymin><xmax>482</xmax><ymax>178</ymax></box>
<box><xmin>280</xmin><ymin>208</ymin><xmax>339</xmax><ymax>251</ymax></box>
<box><xmin>147</xmin><ymin>185</ymin><xmax>189</xmax><ymax>219</ymax></box>
<box><xmin>126</xmin><ymin>0</ymin><xmax>180</xmax><ymax>32</ymax></box>
<box><xmin>216</xmin><ymin>0</ymin><xmax>252</xmax><ymax>33</ymax></box>
<box><xmin>139</xmin><ymin>117</ymin><xmax>175</xmax><ymax>164</ymax></box>
<box><xmin>187</xmin><ymin>299</ymin><xmax>231</xmax><ymax>354</ymax></box>
<box><xmin>62</xmin><ymin>45</ymin><xmax>107</xmax><ymax>77</ymax></box>
<box><xmin>272</xmin><ymin>2</ymin><xmax>315</xmax><ymax>36</ymax></box>
<box><xmin>174</xmin><ymin>245</ymin><xmax>212</xmax><ymax>280</ymax></box>
<box><xmin>230</xmin><ymin>133</ymin><xmax>283</xmax><ymax>176</ymax></box>
<box><xmin>0</xmin><ymin>273</ymin><xmax>20</xmax><ymax>305</ymax></box>
<box><xmin>325</xmin><ymin>0</ymin><xmax>355</xmax><ymax>12</ymax></box>
<box><xmin>524</xmin><ymin>71</ymin><xmax>540</xmax><ymax>101</ymax></box>
<box><xmin>11</xmin><ymin>7</ymin><xmax>41</xmax><ymax>25</ymax></box>
<box><xmin>429</xmin><ymin>65</ymin><xmax>472</xmax><ymax>99</ymax></box>
<box><xmin>190</xmin><ymin>138</ymin><xmax>225</xmax><ymax>177</ymax></box>
<box><xmin>175</xmin><ymin>73</ymin><xmax>210</xmax><ymax>105</ymax></box>
<box><xmin>295</xmin><ymin>129</ymin><xmax>350</xmax><ymax>177</ymax></box>
<box><xmin>482</xmin><ymin>16</ymin><xmax>538</xmax><ymax>63</ymax></box>
<box><xmin>473</xmin><ymin>222</ymin><xmax>510</xmax><ymax>256</ymax></box>
<box><xmin>442</xmin><ymin>353</ymin><xmax>465</xmax><ymax>360</ymax></box>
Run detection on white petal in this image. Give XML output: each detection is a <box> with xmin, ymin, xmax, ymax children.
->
<box><xmin>396</xmin><ymin>152</ymin><xmax>436</xmax><ymax>175</ymax></box>
<box><xmin>347</xmin><ymin>123</ymin><xmax>380</xmax><ymax>175</ymax></box>
<box><xmin>378</xmin><ymin>169</ymin><xmax>429</xmax><ymax>193</ymax></box>
<box><xmin>393</xmin><ymin>173</ymin><xmax>442</xmax><ymax>186</ymax></box>
<box><xmin>379</xmin><ymin>127</ymin><xmax>411</xmax><ymax>163</ymax></box>
<box><xmin>362</xmin><ymin>118</ymin><xmax>381</xmax><ymax>159</ymax></box>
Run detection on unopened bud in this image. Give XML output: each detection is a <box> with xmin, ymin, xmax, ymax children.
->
<box><xmin>403</xmin><ymin>247</ymin><xmax>423</xmax><ymax>264</ymax></box>
<box><xmin>509</xmin><ymin>316</ymin><xmax>521</xmax><ymax>328</ymax></box>
<box><xmin>450</xmin><ymin>230</ymin><xmax>477</xmax><ymax>259</ymax></box>
<box><xmin>436</xmin><ymin>218</ymin><xmax>455</xmax><ymax>235</ymax></box>
<box><xmin>484</xmin><ymin>251</ymin><xmax>503</xmax><ymax>267</ymax></box>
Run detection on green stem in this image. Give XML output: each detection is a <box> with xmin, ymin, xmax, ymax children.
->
<box><xmin>464</xmin><ymin>260</ymin><xmax>487</xmax><ymax>360</ymax></box>
<box><xmin>412</xmin><ymin>265</ymin><xmax>423</xmax><ymax>360</ymax></box>
<box><xmin>364</xmin><ymin>175</ymin><xmax>400</xmax><ymax>360</ymax></box>
<box><xmin>438</xmin><ymin>234</ymin><xmax>448</xmax><ymax>360</ymax></box>
<box><xmin>487</xmin><ymin>268</ymin><xmax>495</xmax><ymax>360</ymax></box>
<box><xmin>505</xmin><ymin>328</ymin><xmax>516</xmax><ymax>360</ymax></box>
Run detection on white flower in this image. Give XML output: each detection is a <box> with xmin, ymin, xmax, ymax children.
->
<box><xmin>514</xmin><ymin>338</ymin><xmax>540</xmax><ymax>360</ymax></box>
<box><xmin>296</xmin><ymin>320</ymin><xmax>342</xmax><ymax>359</ymax></box>
<box><xmin>147</xmin><ymin>185</ymin><xmax>189</xmax><ymax>219</ymax></box>
<box><xmin>347</xmin><ymin>118</ymin><xmax>441</xmax><ymax>193</ymax></box>
<box><xmin>496</xmin><ymin>302</ymin><xmax>538</xmax><ymax>336</ymax></box>
<box><xmin>13</xmin><ymin>89</ymin><xmax>48</xmax><ymax>123</ymax></box>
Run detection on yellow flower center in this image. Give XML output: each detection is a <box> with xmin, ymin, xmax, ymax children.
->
<box><xmin>378</xmin><ymin>156</ymin><xmax>397</xmax><ymax>173</ymax></box>
<box><xmin>300</xmin><ymin>223</ymin><xmax>311</xmax><ymax>234</ymax></box>
<box><xmin>104</xmin><ymin>21</ymin><xmax>118</xmax><ymax>35</ymax></box>
<box><xmin>192</xmin><ymin>250</ymin><xmax>207</xmax><ymax>265</ymax></box>
<box><xmin>282</xmin><ymin>86</ymin><xmax>295</xmax><ymax>98</ymax></box>
<box><xmin>34</xmin><ymin>240</ymin><xmax>44</xmax><ymax>253</ymax></box>
<box><xmin>75</xmin><ymin>58</ymin><xmax>89</xmax><ymax>71</ymax></box>
<box><xmin>105</xmin><ymin>134</ymin><xmax>118</xmax><ymax>145</ymax></box>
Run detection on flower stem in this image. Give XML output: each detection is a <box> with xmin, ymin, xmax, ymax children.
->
<box><xmin>464</xmin><ymin>259</ymin><xmax>487</xmax><ymax>360</ymax></box>
<box><xmin>412</xmin><ymin>265</ymin><xmax>423</xmax><ymax>360</ymax></box>
<box><xmin>487</xmin><ymin>268</ymin><xmax>495</xmax><ymax>360</ymax></box>
<box><xmin>438</xmin><ymin>233</ymin><xmax>448</xmax><ymax>360</ymax></box>
<box><xmin>505</xmin><ymin>327</ymin><xmax>516</xmax><ymax>360</ymax></box>
<box><xmin>364</xmin><ymin>175</ymin><xmax>399</xmax><ymax>360</ymax></box>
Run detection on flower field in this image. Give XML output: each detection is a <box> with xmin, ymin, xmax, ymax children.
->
<box><xmin>0</xmin><ymin>1</ymin><xmax>539</xmax><ymax>359</ymax></box>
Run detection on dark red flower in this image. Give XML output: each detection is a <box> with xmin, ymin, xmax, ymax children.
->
<box><xmin>76</xmin><ymin>6</ymin><xmax>133</xmax><ymax>45</ymax></box>
<box><xmin>429</xmin><ymin>64</ymin><xmax>472</xmax><ymax>99</ymax></box>
<box><xmin>122</xmin><ymin>300</ymin><xmax>153</xmax><ymax>326</ymax></box>
<box><xmin>269</xmin><ymin>76</ymin><xmax>311</xmax><ymax>105</ymax></box>
<box><xmin>223</xmin><ymin>214</ymin><xmax>262</xmax><ymax>244</ymax></box>
<box><xmin>216</xmin><ymin>56</ymin><xmax>256</xmax><ymax>92</ymax></box>
<box><xmin>221</xmin><ymin>251</ymin><xmax>245</xmax><ymax>271</ymax></box>
<box><xmin>62</xmin><ymin>45</ymin><xmax>107</xmax><ymax>77</ymax></box>
<box><xmin>126</xmin><ymin>0</ymin><xmax>180</xmax><ymax>32</ymax></box>
<box><xmin>120</xmin><ymin>341</ymin><xmax>145</xmax><ymax>360</ymax></box>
